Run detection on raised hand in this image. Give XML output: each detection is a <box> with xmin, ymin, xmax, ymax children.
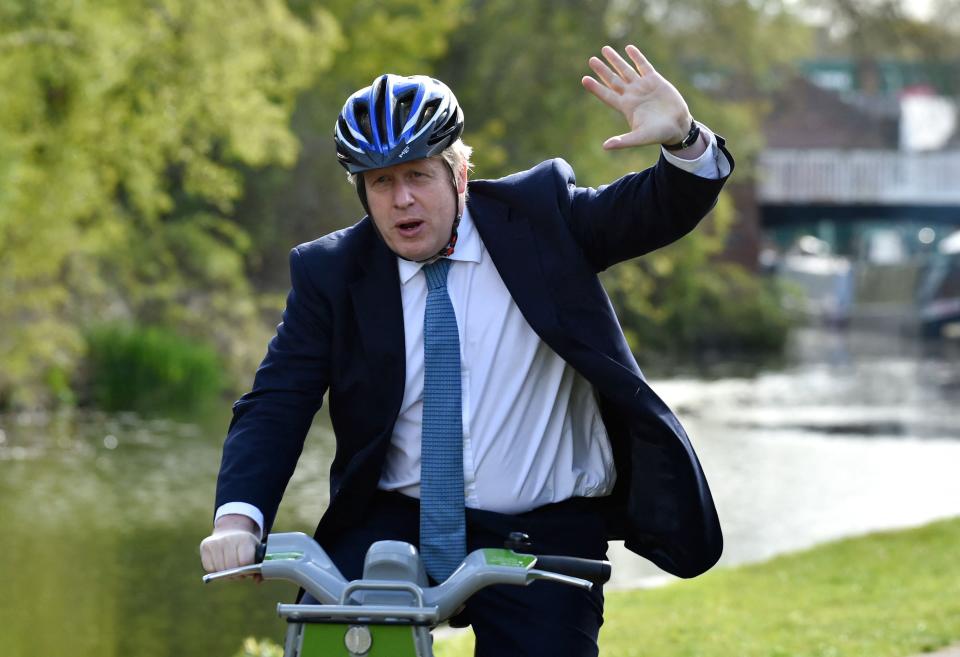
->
<box><xmin>582</xmin><ymin>45</ymin><xmax>694</xmax><ymax>151</ymax></box>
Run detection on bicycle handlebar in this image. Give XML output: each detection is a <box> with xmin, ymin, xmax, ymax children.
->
<box><xmin>202</xmin><ymin>563</ymin><xmax>263</xmax><ymax>583</ymax></box>
<box><xmin>530</xmin><ymin>555</ymin><xmax>611</xmax><ymax>586</ymax></box>
<box><xmin>202</xmin><ymin>532</ymin><xmax>611</xmax><ymax>625</ymax></box>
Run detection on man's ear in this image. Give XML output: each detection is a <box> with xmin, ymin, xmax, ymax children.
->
<box><xmin>456</xmin><ymin>162</ymin><xmax>468</xmax><ymax>194</ymax></box>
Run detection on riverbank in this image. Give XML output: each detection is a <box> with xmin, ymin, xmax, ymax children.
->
<box><xmin>5</xmin><ymin>331</ymin><xmax>958</xmax><ymax>657</ymax></box>
<box><xmin>435</xmin><ymin>516</ymin><xmax>960</xmax><ymax>656</ymax></box>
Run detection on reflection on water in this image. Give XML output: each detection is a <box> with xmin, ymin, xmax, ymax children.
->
<box><xmin>609</xmin><ymin>328</ymin><xmax>960</xmax><ymax>587</ymax></box>
<box><xmin>0</xmin><ymin>409</ymin><xmax>334</xmax><ymax>657</ymax></box>
<box><xmin>2</xmin><ymin>328</ymin><xmax>960</xmax><ymax>655</ymax></box>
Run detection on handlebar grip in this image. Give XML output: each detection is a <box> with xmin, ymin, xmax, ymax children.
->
<box><xmin>254</xmin><ymin>542</ymin><xmax>267</xmax><ymax>564</ymax></box>
<box><xmin>533</xmin><ymin>556</ymin><xmax>611</xmax><ymax>586</ymax></box>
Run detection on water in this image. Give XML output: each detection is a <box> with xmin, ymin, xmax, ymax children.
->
<box><xmin>2</xmin><ymin>328</ymin><xmax>959</xmax><ymax>656</ymax></box>
<box><xmin>609</xmin><ymin>328</ymin><xmax>960</xmax><ymax>587</ymax></box>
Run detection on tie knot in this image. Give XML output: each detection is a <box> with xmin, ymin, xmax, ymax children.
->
<box><xmin>423</xmin><ymin>258</ymin><xmax>451</xmax><ymax>291</ymax></box>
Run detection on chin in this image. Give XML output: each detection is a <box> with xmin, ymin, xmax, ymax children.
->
<box><xmin>395</xmin><ymin>242</ymin><xmax>443</xmax><ymax>262</ymax></box>
<box><xmin>390</xmin><ymin>247</ymin><xmax>424</xmax><ymax>262</ymax></box>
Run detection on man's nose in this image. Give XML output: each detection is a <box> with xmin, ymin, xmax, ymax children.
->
<box><xmin>392</xmin><ymin>181</ymin><xmax>414</xmax><ymax>207</ymax></box>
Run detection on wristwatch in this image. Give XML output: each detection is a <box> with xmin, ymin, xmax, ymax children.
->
<box><xmin>663</xmin><ymin>119</ymin><xmax>701</xmax><ymax>151</ymax></box>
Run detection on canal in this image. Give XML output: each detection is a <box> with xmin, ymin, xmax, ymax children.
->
<box><xmin>2</xmin><ymin>328</ymin><xmax>959</xmax><ymax>656</ymax></box>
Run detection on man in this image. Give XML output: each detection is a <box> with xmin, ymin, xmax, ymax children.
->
<box><xmin>202</xmin><ymin>45</ymin><xmax>732</xmax><ymax>656</ymax></box>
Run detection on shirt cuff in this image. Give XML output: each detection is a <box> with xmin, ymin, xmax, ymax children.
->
<box><xmin>661</xmin><ymin>123</ymin><xmax>732</xmax><ymax>180</ymax></box>
<box><xmin>215</xmin><ymin>502</ymin><xmax>264</xmax><ymax>540</ymax></box>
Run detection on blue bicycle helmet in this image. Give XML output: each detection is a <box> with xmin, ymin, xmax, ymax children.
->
<box><xmin>335</xmin><ymin>74</ymin><xmax>464</xmax><ymax>174</ymax></box>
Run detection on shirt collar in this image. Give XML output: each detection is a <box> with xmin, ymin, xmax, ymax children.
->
<box><xmin>397</xmin><ymin>206</ymin><xmax>482</xmax><ymax>285</ymax></box>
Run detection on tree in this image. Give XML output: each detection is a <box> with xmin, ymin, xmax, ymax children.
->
<box><xmin>437</xmin><ymin>0</ymin><xmax>811</xmax><ymax>365</ymax></box>
<box><xmin>232</xmin><ymin>0</ymin><xmax>467</xmax><ymax>289</ymax></box>
<box><xmin>0</xmin><ymin>0</ymin><xmax>339</xmax><ymax>406</ymax></box>
<box><xmin>801</xmin><ymin>0</ymin><xmax>960</xmax><ymax>93</ymax></box>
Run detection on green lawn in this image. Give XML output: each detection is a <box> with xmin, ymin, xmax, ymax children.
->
<box><xmin>436</xmin><ymin>517</ymin><xmax>960</xmax><ymax>657</ymax></box>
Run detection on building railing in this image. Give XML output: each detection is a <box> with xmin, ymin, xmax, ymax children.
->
<box><xmin>758</xmin><ymin>149</ymin><xmax>960</xmax><ymax>205</ymax></box>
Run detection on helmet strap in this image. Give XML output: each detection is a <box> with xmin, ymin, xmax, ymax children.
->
<box><xmin>416</xmin><ymin>210</ymin><xmax>460</xmax><ymax>264</ymax></box>
<box><xmin>415</xmin><ymin>164</ymin><xmax>463</xmax><ymax>263</ymax></box>
<box><xmin>356</xmin><ymin>177</ymin><xmax>372</xmax><ymax>217</ymax></box>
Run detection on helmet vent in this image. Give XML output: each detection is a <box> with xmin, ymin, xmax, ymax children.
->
<box><xmin>428</xmin><ymin>108</ymin><xmax>460</xmax><ymax>145</ymax></box>
<box><xmin>337</xmin><ymin>116</ymin><xmax>352</xmax><ymax>142</ymax></box>
<box><xmin>417</xmin><ymin>98</ymin><xmax>442</xmax><ymax>134</ymax></box>
<box><xmin>354</xmin><ymin>102</ymin><xmax>373</xmax><ymax>142</ymax></box>
<box><xmin>374</xmin><ymin>79</ymin><xmax>389</xmax><ymax>146</ymax></box>
<box><xmin>394</xmin><ymin>89</ymin><xmax>417</xmax><ymax>140</ymax></box>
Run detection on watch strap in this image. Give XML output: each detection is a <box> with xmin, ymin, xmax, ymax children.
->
<box><xmin>663</xmin><ymin>119</ymin><xmax>701</xmax><ymax>151</ymax></box>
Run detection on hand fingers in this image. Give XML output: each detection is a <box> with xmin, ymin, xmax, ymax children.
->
<box><xmin>236</xmin><ymin>533</ymin><xmax>257</xmax><ymax>566</ymax></box>
<box><xmin>581</xmin><ymin>75</ymin><xmax>619</xmax><ymax>107</ymax></box>
<box><xmin>601</xmin><ymin>45</ymin><xmax>640</xmax><ymax>82</ymax></box>
<box><xmin>219</xmin><ymin>539</ymin><xmax>233</xmax><ymax>571</ymax></box>
<box><xmin>199</xmin><ymin>530</ymin><xmax>259</xmax><ymax>573</ymax></box>
<box><xmin>625</xmin><ymin>45</ymin><xmax>655</xmax><ymax>77</ymax></box>
<box><xmin>200</xmin><ymin>538</ymin><xmax>215</xmax><ymax>572</ymax></box>
<box><xmin>587</xmin><ymin>56</ymin><xmax>624</xmax><ymax>93</ymax></box>
<box><xmin>213</xmin><ymin>537</ymin><xmax>230</xmax><ymax>571</ymax></box>
<box><xmin>200</xmin><ymin>535</ymin><xmax>227</xmax><ymax>572</ymax></box>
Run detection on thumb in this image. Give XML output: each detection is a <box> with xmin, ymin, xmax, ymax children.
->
<box><xmin>603</xmin><ymin>130</ymin><xmax>649</xmax><ymax>150</ymax></box>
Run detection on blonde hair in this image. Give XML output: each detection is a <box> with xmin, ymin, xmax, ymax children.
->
<box><xmin>347</xmin><ymin>139</ymin><xmax>474</xmax><ymax>195</ymax></box>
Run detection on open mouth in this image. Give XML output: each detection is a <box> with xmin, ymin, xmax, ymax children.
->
<box><xmin>396</xmin><ymin>220</ymin><xmax>424</xmax><ymax>236</ymax></box>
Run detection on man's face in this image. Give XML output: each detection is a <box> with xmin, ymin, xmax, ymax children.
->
<box><xmin>363</xmin><ymin>157</ymin><xmax>466</xmax><ymax>262</ymax></box>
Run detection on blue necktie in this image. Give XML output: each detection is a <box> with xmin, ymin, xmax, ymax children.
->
<box><xmin>419</xmin><ymin>258</ymin><xmax>466</xmax><ymax>581</ymax></box>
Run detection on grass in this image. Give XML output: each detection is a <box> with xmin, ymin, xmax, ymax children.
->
<box><xmin>436</xmin><ymin>517</ymin><xmax>960</xmax><ymax>657</ymax></box>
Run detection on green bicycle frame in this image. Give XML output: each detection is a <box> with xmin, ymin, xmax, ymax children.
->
<box><xmin>273</xmin><ymin>548</ymin><xmax>534</xmax><ymax>657</ymax></box>
<box><xmin>284</xmin><ymin>622</ymin><xmax>431</xmax><ymax>657</ymax></box>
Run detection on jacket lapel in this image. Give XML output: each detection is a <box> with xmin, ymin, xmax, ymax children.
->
<box><xmin>468</xmin><ymin>192</ymin><xmax>644</xmax><ymax>406</ymax></box>
<box><xmin>468</xmin><ymin>194</ymin><xmax>558</xmax><ymax>337</ymax></box>
<box><xmin>348</xmin><ymin>227</ymin><xmax>406</xmax><ymax>419</ymax></box>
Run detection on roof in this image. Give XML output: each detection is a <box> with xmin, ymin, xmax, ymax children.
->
<box><xmin>763</xmin><ymin>76</ymin><xmax>899</xmax><ymax>149</ymax></box>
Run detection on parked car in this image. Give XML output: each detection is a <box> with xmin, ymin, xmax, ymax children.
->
<box><xmin>778</xmin><ymin>235</ymin><xmax>854</xmax><ymax>326</ymax></box>
<box><xmin>918</xmin><ymin>230</ymin><xmax>960</xmax><ymax>339</ymax></box>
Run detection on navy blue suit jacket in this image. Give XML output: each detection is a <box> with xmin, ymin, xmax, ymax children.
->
<box><xmin>217</xmin><ymin>144</ymin><xmax>733</xmax><ymax>578</ymax></box>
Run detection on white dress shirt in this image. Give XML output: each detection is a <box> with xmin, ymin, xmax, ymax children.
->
<box><xmin>380</xmin><ymin>204</ymin><xmax>616</xmax><ymax>513</ymax></box>
<box><xmin>216</xmin><ymin>127</ymin><xmax>729</xmax><ymax>533</ymax></box>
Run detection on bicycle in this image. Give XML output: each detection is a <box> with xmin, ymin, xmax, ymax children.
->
<box><xmin>203</xmin><ymin>531</ymin><xmax>611</xmax><ymax>657</ymax></box>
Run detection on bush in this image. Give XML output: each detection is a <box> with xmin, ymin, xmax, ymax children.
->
<box><xmin>83</xmin><ymin>324</ymin><xmax>225</xmax><ymax>414</ymax></box>
<box><xmin>604</xmin><ymin>258</ymin><xmax>796</xmax><ymax>372</ymax></box>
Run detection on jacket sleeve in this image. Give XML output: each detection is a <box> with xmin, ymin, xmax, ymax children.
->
<box><xmin>214</xmin><ymin>246</ymin><xmax>331</xmax><ymax>534</ymax></box>
<box><xmin>561</xmin><ymin>137</ymin><xmax>734</xmax><ymax>272</ymax></box>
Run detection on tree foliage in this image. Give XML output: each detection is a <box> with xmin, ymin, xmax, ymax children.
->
<box><xmin>436</xmin><ymin>0</ymin><xmax>810</xmax><ymax>367</ymax></box>
<box><xmin>0</xmin><ymin>0</ymin><xmax>338</xmax><ymax>406</ymax></box>
<box><xmin>603</xmin><ymin>195</ymin><xmax>793</xmax><ymax>365</ymax></box>
<box><xmin>232</xmin><ymin>0</ymin><xmax>467</xmax><ymax>288</ymax></box>
<box><xmin>798</xmin><ymin>0</ymin><xmax>960</xmax><ymax>94</ymax></box>
<box><xmin>11</xmin><ymin>0</ymin><xmax>948</xmax><ymax>408</ymax></box>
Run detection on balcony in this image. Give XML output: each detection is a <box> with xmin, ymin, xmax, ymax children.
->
<box><xmin>757</xmin><ymin>149</ymin><xmax>960</xmax><ymax>205</ymax></box>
